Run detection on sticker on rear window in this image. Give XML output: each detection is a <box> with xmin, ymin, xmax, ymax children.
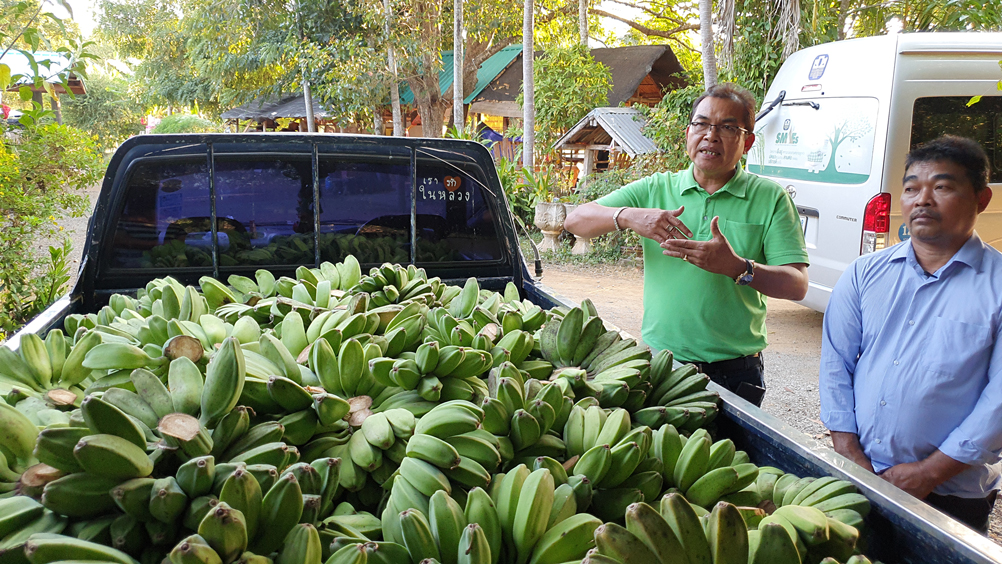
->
<box><xmin>809</xmin><ymin>55</ymin><xmax>828</xmax><ymax>80</ymax></box>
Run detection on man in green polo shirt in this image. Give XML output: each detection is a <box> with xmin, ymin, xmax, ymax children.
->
<box><xmin>564</xmin><ymin>83</ymin><xmax>809</xmax><ymax>406</ymax></box>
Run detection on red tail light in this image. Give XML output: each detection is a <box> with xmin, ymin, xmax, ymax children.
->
<box><xmin>861</xmin><ymin>193</ymin><xmax>891</xmax><ymax>255</ymax></box>
<box><xmin>863</xmin><ymin>193</ymin><xmax>891</xmax><ymax>233</ymax></box>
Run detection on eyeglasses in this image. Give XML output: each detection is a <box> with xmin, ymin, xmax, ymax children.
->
<box><xmin>688</xmin><ymin>121</ymin><xmax>749</xmax><ymax>138</ymax></box>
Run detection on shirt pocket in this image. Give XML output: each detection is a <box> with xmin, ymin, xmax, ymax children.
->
<box><xmin>922</xmin><ymin>316</ymin><xmax>992</xmax><ymax>376</ymax></box>
<box><xmin>722</xmin><ymin>220</ymin><xmax>765</xmax><ymax>261</ymax></box>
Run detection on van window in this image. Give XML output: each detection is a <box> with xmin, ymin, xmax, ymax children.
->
<box><xmin>214</xmin><ymin>156</ymin><xmax>316</xmax><ymax>267</ymax></box>
<box><xmin>911</xmin><ymin>97</ymin><xmax>1002</xmax><ymax>183</ymax></box>
<box><xmin>747</xmin><ymin>97</ymin><xmax>879</xmax><ymax>184</ymax></box>
<box><xmin>110</xmin><ymin>159</ymin><xmax>212</xmax><ymax>269</ymax></box>
<box><xmin>317</xmin><ymin>158</ymin><xmax>412</xmax><ymax>265</ymax></box>
<box><xmin>415</xmin><ymin>158</ymin><xmax>503</xmax><ymax>263</ymax></box>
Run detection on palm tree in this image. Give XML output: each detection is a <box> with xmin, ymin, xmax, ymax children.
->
<box><xmin>699</xmin><ymin>0</ymin><xmax>717</xmax><ymax>88</ymax></box>
<box><xmin>522</xmin><ymin>0</ymin><xmax>534</xmax><ymax>168</ymax></box>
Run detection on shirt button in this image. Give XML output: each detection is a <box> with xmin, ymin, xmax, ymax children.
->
<box><xmin>909</xmin><ymin>320</ymin><xmax>915</xmax><ymax>326</ymax></box>
<box><xmin>880</xmin><ymin>400</ymin><xmax>886</xmax><ymax>406</ymax></box>
<box><xmin>875</xmin><ymin>439</ymin><xmax>882</xmax><ymax>444</ymax></box>
<box><xmin>893</xmin><ymin>360</ymin><xmax>899</xmax><ymax>365</ymax></box>
<box><xmin>703</xmin><ymin>216</ymin><xmax>708</xmax><ymax>220</ymax></box>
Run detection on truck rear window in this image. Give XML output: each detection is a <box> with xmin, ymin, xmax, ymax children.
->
<box><xmin>107</xmin><ymin>147</ymin><xmax>503</xmax><ymax>272</ymax></box>
<box><xmin>110</xmin><ymin>159</ymin><xmax>213</xmax><ymax>269</ymax></box>
<box><xmin>911</xmin><ymin>97</ymin><xmax>1002</xmax><ymax>183</ymax></box>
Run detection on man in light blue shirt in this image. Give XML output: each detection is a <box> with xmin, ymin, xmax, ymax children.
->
<box><xmin>820</xmin><ymin>136</ymin><xmax>1002</xmax><ymax>533</ymax></box>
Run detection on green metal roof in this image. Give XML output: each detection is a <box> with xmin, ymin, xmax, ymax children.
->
<box><xmin>399</xmin><ymin>44</ymin><xmax>522</xmax><ymax>106</ymax></box>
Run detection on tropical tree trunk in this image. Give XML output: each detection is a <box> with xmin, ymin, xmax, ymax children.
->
<box><xmin>522</xmin><ymin>0</ymin><xmax>535</xmax><ymax>168</ymax></box>
<box><xmin>579</xmin><ymin>0</ymin><xmax>588</xmax><ymax>45</ymax></box>
<box><xmin>837</xmin><ymin>0</ymin><xmax>851</xmax><ymax>40</ymax></box>
<box><xmin>699</xmin><ymin>0</ymin><xmax>717</xmax><ymax>89</ymax></box>
<box><xmin>384</xmin><ymin>0</ymin><xmax>403</xmax><ymax>136</ymax></box>
<box><xmin>453</xmin><ymin>0</ymin><xmax>464</xmax><ymax>130</ymax></box>
<box><xmin>406</xmin><ymin>0</ymin><xmax>449</xmax><ymax>138</ymax></box>
<box><xmin>302</xmin><ymin>80</ymin><xmax>316</xmax><ymax>132</ymax></box>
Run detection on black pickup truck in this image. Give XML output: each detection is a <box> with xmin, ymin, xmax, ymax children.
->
<box><xmin>10</xmin><ymin>133</ymin><xmax>1002</xmax><ymax>563</ymax></box>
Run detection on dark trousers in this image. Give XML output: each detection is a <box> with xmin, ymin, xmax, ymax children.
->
<box><xmin>925</xmin><ymin>490</ymin><xmax>998</xmax><ymax>534</ymax></box>
<box><xmin>683</xmin><ymin>353</ymin><xmax>766</xmax><ymax>407</ymax></box>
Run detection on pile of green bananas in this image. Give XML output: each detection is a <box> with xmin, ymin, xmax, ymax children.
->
<box><xmin>376</xmin><ymin>466</ymin><xmax>603</xmax><ymax>564</ymax></box>
<box><xmin>580</xmin><ymin>494</ymin><xmax>874</xmax><ymax>564</ymax></box>
<box><xmin>0</xmin><ymin>253</ymin><xmax>887</xmax><ymax>564</ymax></box>
<box><xmin>141</xmin><ymin>240</ymin><xmax>213</xmax><ymax>269</ymax></box>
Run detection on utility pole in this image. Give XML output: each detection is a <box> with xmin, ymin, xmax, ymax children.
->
<box><xmin>579</xmin><ymin>0</ymin><xmax>587</xmax><ymax>45</ymax></box>
<box><xmin>453</xmin><ymin>0</ymin><xmax>464</xmax><ymax>132</ymax></box>
<box><xmin>522</xmin><ymin>0</ymin><xmax>534</xmax><ymax>168</ymax></box>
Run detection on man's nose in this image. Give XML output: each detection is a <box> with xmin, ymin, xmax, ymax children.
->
<box><xmin>702</xmin><ymin>126</ymin><xmax>722</xmax><ymax>141</ymax></box>
<box><xmin>915</xmin><ymin>186</ymin><xmax>936</xmax><ymax>205</ymax></box>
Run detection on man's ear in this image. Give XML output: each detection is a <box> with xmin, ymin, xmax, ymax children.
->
<box><xmin>977</xmin><ymin>187</ymin><xmax>992</xmax><ymax>214</ymax></box>
<box><xmin>743</xmin><ymin>132</ymin><xmax>756</xmax><ymax>154</ymax></box>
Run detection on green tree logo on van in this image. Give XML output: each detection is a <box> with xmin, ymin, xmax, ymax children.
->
<box><xmin>822</xmin><ymin>118</ymin><xmax>872</xmax><ymax>177</ymax></box>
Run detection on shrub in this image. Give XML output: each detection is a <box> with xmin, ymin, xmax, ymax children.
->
<box><xmin>0</xmin><ymin>123</ymin><xmax>102</xmax><ymax>334</ymax></box>
<box><xmin>151</xmin><ymin>114</ymin><xmax>220</xmax><ymax>134</ymax></box>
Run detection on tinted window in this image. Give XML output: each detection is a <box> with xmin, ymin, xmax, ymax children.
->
<box><xmin>911</xmin><ymin>97</ymin><xmax>1002</xmax><ymax>183</ymax></box>
<box><xmin>317</xmin><ymin>158</ymin><xmax>412</xmax><ymax>265</ymax></box>
<box><xmin>214</xmin><ymin>156</ymin><xmax>315</xmax><ymax>266</ymax></box>
<box><xmin>414</xmin><ymin>160</ymin><xmax>502</xmax><ymax>262</ymax></box>
<box><xmin>110</xmin><ymin>159</ymin><xmax>212</xmax><ymax>269</ymax></box>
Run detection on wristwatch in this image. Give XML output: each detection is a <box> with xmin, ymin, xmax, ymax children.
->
<box><xmin>734</xmin><ymin>259</ymin><xmax>755</xmax><ymax>286</ymax></box>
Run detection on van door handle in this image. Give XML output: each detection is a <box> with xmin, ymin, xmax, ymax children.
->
<box><xmin>797</xmin><ymin>206</ymin><xmax>819</xmax><ymax>218</ymax></box>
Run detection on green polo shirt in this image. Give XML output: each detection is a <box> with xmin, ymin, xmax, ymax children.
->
<box><xmin>596</xmin><ymin>164</ymin><xmax>809</xmax><ymax>363</ymax></box>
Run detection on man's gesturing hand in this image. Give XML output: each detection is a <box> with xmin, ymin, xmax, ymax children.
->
<box><xmin>622</xmin><ymin>206</ymin><xmax>692</xmax><ymax>244</ymax></box>
<box><xmin>660</xmin><ymin>216</ymin><xmax>745</xmax><ymax>277</ymax></box>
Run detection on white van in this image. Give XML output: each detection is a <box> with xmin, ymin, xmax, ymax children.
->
<box><xmin>746</xmin><ymin>32</ymin><xmax>1002</xmax><ymax>312</ymax></box>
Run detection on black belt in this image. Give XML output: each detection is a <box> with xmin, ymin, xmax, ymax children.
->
<box><xmin>681</xmin><ymin>353</ymin><xmax>761</xmax><ymax>374</ymax></box>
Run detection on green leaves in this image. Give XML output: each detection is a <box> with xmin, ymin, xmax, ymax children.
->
<box><xmin>517</xmin><ymin>44</ymin><xmax>612</xmax><ymax>153</ymax></box>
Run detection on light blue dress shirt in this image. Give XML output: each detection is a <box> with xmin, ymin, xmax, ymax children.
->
<box><xmin>820</xmin><ymin>233</ymin><xmax>1002</xmax><ymax>498</ymax></box>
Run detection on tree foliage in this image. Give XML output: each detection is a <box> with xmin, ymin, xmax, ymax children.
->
<box><xmin>61</xmin><ymin>72</ymin><xmax>144</xmax><ymax>151</ymax></box>
<box><xmin>97</xmin><ymin>0</ymin><xmax>219</xmax><ymax>112</ymax></box>
<box><xmin>518</xmin><ymin>44</ymin><xmax>611</xmax><ymax>152</ymax></box>
<box><xmin>1</xmin><ymin>0</ymin><xmax>95</xmax><ymax>119</ymax></box>
<box><xmin>0</xmin><ymin>122</ymin><xmax>102</xmax><ymax>332</ymax></box>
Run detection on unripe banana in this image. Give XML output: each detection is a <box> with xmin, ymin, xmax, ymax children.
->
<box><xmin>219</xmin><ymin>467</ymin><xmax>263</xmax><ymax>538</ymax></box>
<box><xmin>169</xmin><ymin>357</ymin><xmax>205</xmax><ymax>417</ymax></box>
<box><xmin>429</xmin><ymin>490</ymin><xmax>467</xmax><ymax>564</ymax></box>
<box><xmin>276</xmin><ymin>523</ymin><xmax>322</xmax><ymax>564</ymax></box>
<box><xmin>171</xmin><ymin>534</ymin><xmax>223</xmax><ymax>564</ymax></box>
<box><xmin>198</xmin><ymin>501</ymin><xmax>249</xmax><ymax>564</ymax></box>
<box><xmin>24</xmin><ymin>533</ymin><xmax>138</xmax><ymax>564</ymax></box>
<box><xmin>73</xmin><ymin>433</ymin><xmax>153</xmax><ymax>479</ymax></box>
<box><xmin>250</xmin><ymin>472</ymin><xmax>304</xmax><ymax>555</ymax></box>
<box><xmin>400</xmin><ymin>509</ymin><xmax>441</xmax><ymax>563</ymax></box>
<box><xmin>201</xmin><ymin>338</ymin><xmax>246</xmax><ymax>427</ymax></box>
<box><xmin>42</xmin><ymin>472</ymin><xmax>120</xmax><ymax>518</ymax></box>
<box><xmin>528</xmin><ymin>513</ymin><xmax>602</xmax><ymax>564</ymax></box>
<box><xmin>458</xmin><ymin>523</ymin><xmax>491</xmax><ymax>564</ymax></box>
<box><xmin>407</xmin><ymin>434</ymin><xmax>462</xmax><ymax>470</ymax></box>
<box><xmin>593</xmin><ymin>523</ymin><xmax>659</xmax><ymax>564</ymax></box>
<box><xmin>511</xmin><ymin>469</ymin><xmax>554</xmax><ymax>564</ymax></box>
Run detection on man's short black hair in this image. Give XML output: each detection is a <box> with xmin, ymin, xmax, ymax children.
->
<box><xmin>905</xmin><ymin>135</ymin><xmax>990</xmax><ymax>193</ymax></box>
<box><xmin>690</xmin><ymin>84</ymin><xmax>757</xmax><ymax>131</ymax></box>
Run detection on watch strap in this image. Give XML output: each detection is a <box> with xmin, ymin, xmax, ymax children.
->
<box><xmin>613</xmin><ymin>207</ymin><xmax>628</xmax><ymax>231</ymax></box>
<box><xmin>735</xmin><ymin>259</ymin><xmax>755</xmax><ymax>285</ymax></box>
